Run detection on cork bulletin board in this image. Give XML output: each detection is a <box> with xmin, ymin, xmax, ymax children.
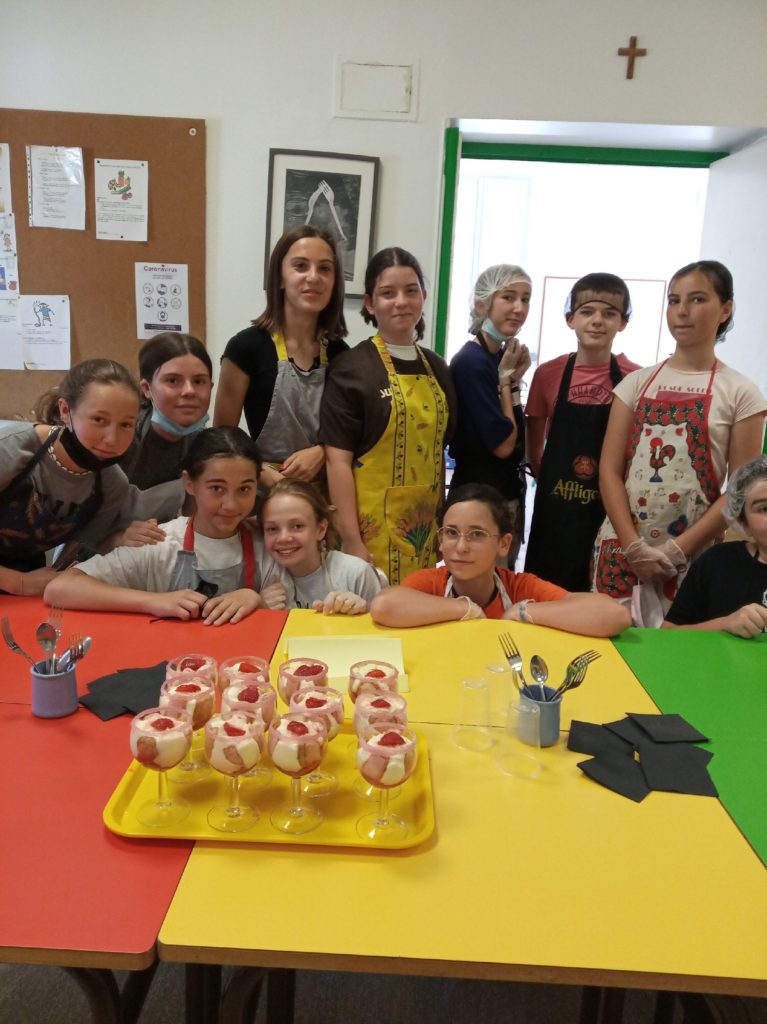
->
<box><xmin>0</xmin><ymin>108</ymin><xmax>206</xmax><ymax>420</ymax></box>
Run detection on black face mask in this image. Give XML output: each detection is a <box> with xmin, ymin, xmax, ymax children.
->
<box><xmin>58</xmin><ymin>424</ymin><xmax>124</xmax><ymax>472</ymax></box>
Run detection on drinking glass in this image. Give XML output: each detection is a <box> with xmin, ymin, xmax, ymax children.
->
<box><xmin>204</xmin><ymin>710</ymin><xmax>264</xmax><ymax>833</ymax></box>
<box><xmin>130</xmin><ymin>707</ymin><xmax>193</xmax><ymax>827</ymax></box>
<box><xmin>356</xmin><ymin>723</ymin><xmax>418</xmax><ymax>844</ymax></box>
<box><xmin>495</xmin><ymin>702</ymin><xmax>542</xmax><ymax>780</ymax></box>
<box><xmin>277</xmin><ymin>658</ymin><xmax>329</xmax><ymax>706</ymax></box>
<box><xmin>290</xmin><ymin>686</ymin><xmax>345</xmax><ymax>797</ymax></box>
<box><xmin>268</xmin><ymin>713</ymin><xmax>328</xmax><ymax>835</ymax></box>
<box><xmin>451</xmin><ymin>677</ymin><xmax>494</xmax><ymax>752</ymax></box>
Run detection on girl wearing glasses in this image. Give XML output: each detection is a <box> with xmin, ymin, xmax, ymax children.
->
<box><xmin>370</xmin><ymin>484</ymin><xmax>630</xmax><ymax>636</ymax></box>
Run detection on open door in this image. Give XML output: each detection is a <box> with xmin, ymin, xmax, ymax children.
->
<box><xmin>700</xmin><ymin>136</ymin><xmax>767</xmax><ymax>401</ymax></box>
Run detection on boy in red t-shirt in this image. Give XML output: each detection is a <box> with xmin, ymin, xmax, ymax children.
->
<box><xmin>524</xmin><ymin>273</ymin><xmax>640</xmax><ymax>591</ymax></box>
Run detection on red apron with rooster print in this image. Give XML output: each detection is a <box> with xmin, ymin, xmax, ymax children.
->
<box><xmin>593</xmin><ymin>359</ymin><xmax>720</xmax><ymax>610</ymax></box>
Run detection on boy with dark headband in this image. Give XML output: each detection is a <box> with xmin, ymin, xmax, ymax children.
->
<box><xmin>524</xmin><ymin>273</ymin><xmax>639</xmax><ymax>590</ymax></box>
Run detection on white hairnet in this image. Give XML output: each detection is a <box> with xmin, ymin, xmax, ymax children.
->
<box><xmin>469</xmin><ymin>264</ymin><xmax>531</xmax><ymax>334</ymax></box>
<box><xmin>725</xmin><ymin>455</ymin><xmax>767</xmax><ymax>522</ymax></box>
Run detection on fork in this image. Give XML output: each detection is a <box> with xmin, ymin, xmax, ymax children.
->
<box><xmin>499</xmin><ymin>633</ymin><xmax>528</xmax><ymax>695</ymax></box>
<box><xmin>550</xmin><ymin>651</ymin><xmax>601</xmax><ymax>701</ymax></box>
<box><xmin>2</xmin><ymin>615</ymin><xmax>36</xmax><ymax>666</ymax></box>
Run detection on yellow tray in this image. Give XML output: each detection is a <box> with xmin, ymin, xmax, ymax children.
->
<box><xmin>103</xmin><ymin>730</ymin><xmax>434</xmax><ymax>851</ymax></box>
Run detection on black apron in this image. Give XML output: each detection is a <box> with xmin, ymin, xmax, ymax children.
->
<box><xmin>0</xmin><ymin>427</ymin><xmax>103</xmax><ymax>573</ymax></box>
<box><xmin>524</xmin><ymin>353</ymin><xmax>623</xmax><ymax>591</ymax></box>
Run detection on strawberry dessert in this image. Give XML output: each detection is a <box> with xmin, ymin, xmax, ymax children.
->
<box><xmin>348</xmin><ymin>660</ymin><xmax>399</xmax><ymax>703</ymax></box>
<box><xmin>290</xmin><ymin>686</ymin><xmax>345</xmax><ymax>741</ymax></box>
<box><xmin>356</xmin><ymin>724</ymin><xmax>417</xmax><ymax>789</ymax></box>
<box><xmin>219</xmin><ymin>656</ymin><xmax>271</xmax><ymax>691</ymax></box>
<box><xmin>159</xmin><ymin>677</ymin><xmax>216</xmax><ymax>731</ymax></box>
<box><xmin>166</xmin><ymin>653</ymin><xmax>217</xmax><ymax>690</ymax></box>
<box><xmin>277</xmin><ymin>658</ymin><xmax>329</xmax><ymax>706</ymax></box>
<box><xmin>130</xmin><ymin>707</ymin><xmax>192</xmax><ymax>770</ymax></box>
<box><xmin>353</xmin><ymin>692</ymin><xmax>408</xmax><ymax>736</ymax></box>
<box><xmin>221</xmin><ymin>679</ymin><xmax>277</xmax><ymax>727</ymax></box>
<box><xmin>204</xmin><ymin>711</ymin><xmax>264</xmax><ymax>777</ymax></box>
<box><xmin>267</xmin><ymin>713</ymin><xmax>327</xmax><ymax>778</ymax></box>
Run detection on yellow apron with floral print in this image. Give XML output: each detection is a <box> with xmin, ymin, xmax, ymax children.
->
<box><xmin>354</xmin><ymin>334</ymin><xmax>448</xmax><ymax>585</ymax></box>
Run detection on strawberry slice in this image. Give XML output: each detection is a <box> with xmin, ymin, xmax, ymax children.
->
<box><xmin>305</xmin><ymin>696</ymin><xmax>326</xmax><ymax>709</ymax></box>
<box><xmin>151</xmin><ymin>717</ymin><xmax>176</xmax><ymax>731</ymax></box>
<box><xmin>238</xmin><ymin>661</ymin><xmax>262</xmax><ymax>674</ymax></box>
<box><xmin>287</xmin><ymin>720</ymin><xmax>309</xmax><ymax>735</ymax></box>
<box><xmin>294</xmin><ymin>663</ymin><xmax>324</xmax><ymax>676</ymax></box>
<box><xmin>224</xmin><ymin>722</ymin><xmax>246</xmax><ymax>737</ymax></box>
<box><xmin>371</xmin><ymin>697</ymin><xmax>391</xmax><ymax>708</ymax></box>
<box><xmin>179</xmin><ymin>656</ymin><xmax>205</xmax><ymax>671</ymax></box>
<box><xmin>175</xmin><ymin>682</ymin><xmax>201</xmax><ymax>693</ymax></box>
<box><xmin>237</xmin><ymin>685</ymin><xmax>260</xmax><ymax>703</ymax></box>
<box><xmin>379</xmin><ymin>731</ymin><xmax>406</xmax><ymax>747</ymax></box>
<box><xmin>365</xmin><ymin>669</ymin><xmax>387</xmax><ymax>678</ymax></box>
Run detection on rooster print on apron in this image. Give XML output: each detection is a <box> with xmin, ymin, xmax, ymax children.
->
<box><xmin>593</xmin><ymin>360</ymin><xmax>720</xmax><ymax>610</ymax></box>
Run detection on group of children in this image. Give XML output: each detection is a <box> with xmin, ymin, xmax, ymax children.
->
<box><xmin>0</xmin><ymin>244</ymin><xmax>765</xmax><ymax>641</ymax></box>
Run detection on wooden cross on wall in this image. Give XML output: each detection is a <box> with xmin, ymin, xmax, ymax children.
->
<box><xmin>618</xmin><ymin>35</ymin><xmax>647</xmax><ymax>79</ymax></box>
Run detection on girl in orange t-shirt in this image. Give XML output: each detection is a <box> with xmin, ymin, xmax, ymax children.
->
<box><xmin>370</xmin><ymin>483</ymin><xmax>630</xmax><ymax>636</ymax></box>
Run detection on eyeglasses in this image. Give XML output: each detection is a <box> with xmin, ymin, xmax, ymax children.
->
<box><xmin>437</xmin><ymin>526</ymin><xmax>499</xmax><ymax>546</ymax></box>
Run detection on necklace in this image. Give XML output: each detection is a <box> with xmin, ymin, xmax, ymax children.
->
<box><xmin>46</xmin><ymin>429</ymin><xmax>90</xmax><ymax>477</ymax></box>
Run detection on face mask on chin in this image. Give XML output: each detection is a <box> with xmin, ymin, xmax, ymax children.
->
<box><xmin>58</xmin><ymin>422</ymin><xmax>125</xmax><ymax>471</ymax></box>
<box><xmin>150</xmin><ymin>406</ymin><xmax>209</xmax><ymax>438</ymax></box>
<box><xmin>481</xmin><ymin>318</ymin><xmax>514</xmax><ymax>344</ymax></box>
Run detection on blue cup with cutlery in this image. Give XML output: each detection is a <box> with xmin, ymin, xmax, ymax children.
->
<box><xmin>519</xmin><ymin>685</ymin><xmax>561</xmax><ymax>747</ymax></box>
<box><xmin>31</xmin><ymin>660</ymin><xmax>78</xmax><ymax>718</ymax></box>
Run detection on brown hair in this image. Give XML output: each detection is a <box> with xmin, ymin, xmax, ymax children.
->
<box><xmin>260</xmin><ymin>479</ymin><xmax>338</xmax><ymax>549</ymax></box>
<box><xmin>361</xmin><ymin>247</ymin><xmax>427</xmax><ymax>341</ymax></box>
<box><xmin>253</xmin><ymin>225</ymin><xmax>347</xmax><ymax>339</ymax></box>
<box><xmin>138</xmin><ymin>332</ymin><xmax>213</xmax><ymax>383</ymax></box>
<box><xmin>35</xmin><ymin>359</ymin><xmax>140</xmax><ymax>424</ymax></box>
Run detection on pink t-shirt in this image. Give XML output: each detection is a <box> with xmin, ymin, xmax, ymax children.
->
<box><xmin>526</xmin><ymin>352</ymin><xmax>641</xmax><ymax>433</ymax></box>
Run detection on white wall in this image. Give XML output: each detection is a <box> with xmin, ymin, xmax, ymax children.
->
<box><xmin>3</xmin><ymin>0</ymin><xmax>767</xmax><ymax>372</ymax></box>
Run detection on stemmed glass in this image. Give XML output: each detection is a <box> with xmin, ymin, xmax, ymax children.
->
<box><xmin>289</xmin><ymin>687</ymin><xmax>344</xmax><ymax>797</ymax></box>
<box><xmin>277</xmin><ymin>658</ymin><xmax>328</xmax><ymax>706</ymax></box>
<box><xmin>204</xmin><ymin>710</ymin><xmax>265</xmax><ymax>833</ymax></box>
<box><xmin>130</xmin><ymin>707</ymin><xmax>193</xmax><ymax>827</ymax></box>
<box><xmin>166</xmin><ymin>653</ymin><xmax>217</xmax><ymax>689</ymax></box>
<box><xmin>223</xmin><ymin>685</ymin><xmax>276</xmax><ymax>788</ymax></box>
<box><xmin>219</xmin><ymin>656</ymin><xmax>270</xmax><ymax>696</ymax></box>
<box><xmin>159</xmin><ymin>677</ymin><xmax>215</xmax><ymax>782</ymax></box>
<box><xmin>356</xmin><ymin>723</ymin><xmax>418</xmax><ymax>844</ymax></box>
<box><xmin>352</xmin><ymin>692</ymin><xmax>409</xmax><ymax>800</ymax></box>
<box><xmin>348</xmin><ymin>659</ymin><xmax>399</xmax><ymax>704</ymax></box>
<box><xmin>268</xmin><ymin>713</ymin><xmax>328</xmax><ymax>835</ymax></box>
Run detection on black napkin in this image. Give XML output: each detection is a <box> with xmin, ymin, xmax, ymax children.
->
<box><xmin>604</xmin><ymin>716</ymin><xmax>647</xmax><ymax>747</ymax></box>
<box><xmin>78</xmin><ymin>661</ymin><xmax>167</xmax><ymax>720</ymax></box>
<box><xmin>628</xmin><ymin>713</ymin><xmax>709</xmax><ymax>744</ymax></box>
<box><xmin>578</xmin><ymin>752</ymin><xmax>651</xmax><ymax>803</ymax></box>
<box><xmin>568</xmin><ymin>720</ymin><xmax>633</xmax><ymax>758</ymax></box>
<box><xmin>637</xmin><ymin>740</ymin><xmax>718</xmax><ymax>796</ymax></box>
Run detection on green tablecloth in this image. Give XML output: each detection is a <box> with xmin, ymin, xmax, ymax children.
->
<box><xmin>613</xmin><ymin>627</ymin><xmax>767</xmax><ymax>866</ymax></box>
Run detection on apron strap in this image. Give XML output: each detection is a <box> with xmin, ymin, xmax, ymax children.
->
<box><xmin>183</xmin><ymin>517</ymin><xmax>256</xmax><ymax>590</ymax></box>
<box><xmin>444</xmin><ymin>572</ymin><xmax>513</xmax><ymax>613</ymax></box>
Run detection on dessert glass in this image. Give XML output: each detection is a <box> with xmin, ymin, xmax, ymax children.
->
<box><xmin>356</xmin><ymin>723</ymin><xmax>417</xmax><ymax>843</ymax></box>
<box><xmin>277</xmin><ymin>658</ymin><xmax>329</xmax><ymax>706</ymax></box>
<box><xmin>130</xmin><ymin>706</ymin><xmax>193</xmax><ymax>827</ymax></box>
<box><xmin>268</xmin><ymin>713</ymin><xmax>327</xmax><ymax>834</ymax></box>
<box><xmin>219</xmin><ymin>656</ymin><xmax>270</xmax><ymax>693</ymax></box>
<box><xmin>159</xmin><ymin>677</ymin><xmax>215</xmax><ymax>783</ymax></box>
<box><xmin>223</xmin><ymin>683</ymin><xmax>277</xmax><ymax>788</ymax></box>
<box><xmin>352</xmin><ymin>691</ymin><xmax>409</xmax><ymax>800</ymax></box>
<box><xmin>348</xmin><ymin>660</ymin><xmax>399</xmax><ymax>704</ymax></box>
<box><xmin>166</xmin><ymin>653</ymin><xmax>217</xmax><ymax>689</ymax></box>
<box><xmin>289</xmin><ymin>686</ymin><xmax>345</xmax><ymax>797</ymax></box>
<box><xmin>204</xmin><ymin>710</ymin><xmax>265</xmax><ymax>833</ymax></box>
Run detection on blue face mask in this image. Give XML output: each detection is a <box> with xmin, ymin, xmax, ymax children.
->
<box><xmin>150</xmin><ymin>407</ymin><xmax>209</xmax><ymax>437</ymax></box>
<box><xmin>481</xmin><ymin>318</ymin><xmax>513</xmax><ymax>344</ymax></box>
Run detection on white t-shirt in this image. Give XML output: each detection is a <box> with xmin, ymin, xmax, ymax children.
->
<box><xmin>613</xmin><ymin>360</ymin><xmax>766</xmax><ymax>485</ymax></box>
<box><xmin>77</xmin><ymin>517</ymin><xmax>270</xmax><ymax>592</ymax></box>
<box><xmin>270</xmin><ymin>550</ymin><xmax>382</xmax><ymax>610</ymax></box>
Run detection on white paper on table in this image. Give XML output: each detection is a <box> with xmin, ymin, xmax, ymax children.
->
<box><xmin>135</xmin><ymin>262</ymin><xmax>189</xmax><ymax>339</ymax></box>
<box><xmin>27</xmin><ymin>145</ymin><xmax>85</xmax><ymax>230</ymax></box>
<box><xmin>0</xmin><ymin>144</ymin><xmax>12</xmax><ymax>215</ymax></box>
<box><xmin>95</xmin><ymin>158</ymin><xmax>148</xmax><ymax>241</ymax></box>
<box><xmin>286</xmin><ymin>636</ymin><xmax>409</xmax><ymax>692</ymax></box>
<box><xmin>19</xmin><ymin>295</ymin><xmax>70</xmax><ymax>370</ymax></box>
<box><xmin>0</xmin><ymin>296</ymin><xmax>23</xmax><ymax>369</ymax></box>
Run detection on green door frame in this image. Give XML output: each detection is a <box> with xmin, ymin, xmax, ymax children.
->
<box><xmin>433</xmin><ymin>131</ymin><xmax>729</xmax><ymax>357</ymax></box>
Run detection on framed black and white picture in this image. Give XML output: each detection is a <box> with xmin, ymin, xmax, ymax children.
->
<box><xmin>265</xmin><ymin>149</ymin><xmax>380</xmax><ymax>298</ymax></box>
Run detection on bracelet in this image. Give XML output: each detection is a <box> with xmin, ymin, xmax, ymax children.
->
<box><xmin>517</xmin><ymin>599</ymin><xmax>536</xmax><ymax>624</ymax></box>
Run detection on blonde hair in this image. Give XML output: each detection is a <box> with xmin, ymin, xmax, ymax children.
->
<box><xmin>261</xmin><ymin>479</ymin><xmax>338</xmax><ymax>551</ymax></box>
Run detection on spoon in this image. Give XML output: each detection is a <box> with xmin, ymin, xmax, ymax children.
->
<box><xmin>35</xmin><ymin>622</ymin><xmax>58</xmax><ymax>673</ymax></box>
<box><xmin>529</xmin><ymin>654</ymin><xmax>549</xmax><ymax>702</ymax></box>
